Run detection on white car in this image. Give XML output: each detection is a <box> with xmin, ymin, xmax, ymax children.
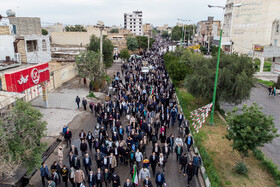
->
<box><xmin>141</xmin><ymin>67</ymin><xmax>149</xmax><ymax>73</ymax></box>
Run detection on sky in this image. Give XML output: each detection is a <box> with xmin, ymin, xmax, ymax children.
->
<box><xmin>0</xmin><ymin>0</ymin><xmax>227</xmax><ymax>27</ymax></box>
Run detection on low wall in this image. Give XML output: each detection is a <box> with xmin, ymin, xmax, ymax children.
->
<box><xmin>53</xmin><ymin>63</ymin><xmax>77</xmax><ymax>88</ymax></box>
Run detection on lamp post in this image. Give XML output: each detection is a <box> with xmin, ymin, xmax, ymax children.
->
<box><xmin>177</xmin><ymin>19</ymin><xmax>191</xmax><ymax>48</ymax></box>
<box><xmin>208</xmin><ymin>3</ymin><xmax>242</xmax><ymax>125</ymax></box>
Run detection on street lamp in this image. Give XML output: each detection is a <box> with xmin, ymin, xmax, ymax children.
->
<box><xmin>208</xmin><ymin>3</ymin><xmax>242</xmax><ymax>125</ymax></box>
<box><xmin>177</xmin><ymin>18</ymin><xmax>191</xmax><ymax>48</ymax></box>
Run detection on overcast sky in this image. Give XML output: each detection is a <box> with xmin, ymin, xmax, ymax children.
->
<box><xmin>1</xmin><ymin>0</ymin><xmax>226</xmax><ymax>27</ymax></box>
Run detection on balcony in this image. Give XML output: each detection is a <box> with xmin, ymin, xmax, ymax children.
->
<box><xmin>0</xmin><ymin>53</ymin><xmax>21</xmax><ymax>70</ymax></box>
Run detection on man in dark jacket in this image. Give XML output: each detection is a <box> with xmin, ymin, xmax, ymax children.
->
<box><xmin>193</xmin><ymin>153</ymin><xmax>202</xmax><ymax>176</ymax></box>
<box><xmin>143</xmin><ymin>176</ymin><xmax>152</xmax><ymax>187</ymax></box>
<box><xmin>180</xmin><ymin>153</ymin><xmax>188</xmax><ymax>176</ymax></box>
<box><xmin>40</xmin><ymin>162</ymin><xmax>49</xmax><ymax>187</ymax></box>
<box><xmin>103</xmin><ymin>168</ymin><xmax>111</xmax><ymax>187</ymax></box>
<box><xmin>64</xmin><ymin>128</ymin><xmax>72</xmax><ymax>148</ymax></box>
<box><xmin>149</xmin><ymin>152</ymin><xmax>158</xmax><ymax>176</ymax></box>
<box><xmin>72</xmin><ymin>156</ymin><xmax>81</xmax><ymax>170</ymax></box>
<box><xmin>112</xmin><ymin>173</ymin><xmax>121</xmax><ymax>187</ymax></box>
<box><xmin>88</xmin><ymin>171</ymin><xmax>96</xmax><ymax>187</ymax></box>
<box><xmin>155</xmin><ymin>171</ymin><xmax>166</xmax><ymax>187</ymax></box>
<box><xmin>185</xmin><ymin>134</ymin><xmax>193</xmax><ymax>152</ymax></box>
<box><xmin>80</xmin><ymin>139</ymin><xmax>88</xmax><ymax>156</ymax></box>
<box><xmin>83</xmin><ymin>153</ymin><xmax>92</xmax><ymax>176</ymax></box>
<box><xmin>96</xmin><ymin>168</ymin><xmax>104</xmax><ymax>187</ymax></box>
<box><xmin>186</xmin><ymin>161</ymin><xmax>195</xmax><ymax>187</ymax></box>
<box><xmin>174</xmin><ymin>143</ymin><xmax>183</xmax><ymax>162</ymax></box>
<box><xmin>76</xmin><ymin>96</ymin><xmax>80</xmax><ymax>109</ymax></box>
<box><xmin>82</xmin><ymin>98</ymin><xmax>87</xmax><ymax>111</ymax></box>
<box><xmin>123</xmin><ymin>179</ymin><xmax>133</xmax><ymax>187</ymax></box>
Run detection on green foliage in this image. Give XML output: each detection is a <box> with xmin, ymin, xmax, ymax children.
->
<box><xmin>211</xmin><ymin>46</ymin><xmax>219</xmax><ymax>56</ymax></box>
<box><xmin>109</xmin><ymin>28</ymin><xmax>119</xmax><ymax>33</ymax></box>
<box><xmin>0</xmin><ymin>100</ymin><xmax>47</xmax><ymax>176</ymax></box>
<box><xmin>171</xmin><ymin>26</ymin><xmax>182</xmax><ymax>41</ymax></box>
<box><xmin>226</xmin><ymin>103</ymin><xmax>279</xmax><ymax>161</ymax></box>
<box><xmin>252</xmin><ymin>149</ymin><xmax>280</xmax><ymax>185</ymax></box>
<box><xmin>254</xmin><ymin>59</ymin><xmax>272</xmax><ymax>72</ymax></box>
<box><xmin>119</xmin><ymin>48</ymin><xmax>130</xmax><ymax>61</ymax></box>
<box><xmin>185</xmin><ymin>52</ymin><xmax>256</xmax><ymax>107</ymax></box>
<box><xmin>136</xmin><ymin>36</ymin><xmax>155</xmax><ymax>50</ymax></box>
<box><xmin>41</xmin><ymin>29</ymin><xmax>48</xmax><ymax>35</ymax></box>
<box><xmin>126</xmin><ymin>37</ymin><xmax>139</xmax><ymax>51</ymax></box>
<box><xmin>75</xmin><ymin>50</ymin><xmax>104</xmax><ymax>82</ymax></box>
<box><xmin>234</xmin><ymin>162</ymin><xmax>248</xmax><ymax>175</ymax></box>
<box><xmin>257</xmin><ymin>79</ymin><xmax>274</xmax><ymax>87</ymax></box>
<box><xmin>104</xmin><ymin>75</ymin><xmax>112</xmax><ymax>84</ymax></box>
<box><xmin>87</xmin><ymin>35</ymin><xmax>114</xmax><ymax>68</ymax></box>
<box><xmin>65</xmin><ymin>25</ymin><xmax>87</xmax><ymax>32</ymax></box>
<box><xmin>164</xmin><ymin>51</ymin><xmax>192</xmax><ymax>84</ymax></box>
<box><xmin>200</xmin><ymin>46</ymin><xmax>208</xmax><ymax>55</ymax></box>
<box><xmin>87</xmin><ymin>91</ymin><xmax>98</xmax><ymax>99</ymax></box>
<box><xmin>161</xmin><ymin>31</ymin><xmax>169</xmax><ymax>38</ymax></box>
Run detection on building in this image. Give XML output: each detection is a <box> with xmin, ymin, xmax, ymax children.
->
<box><xmin>157</xmin><ymin>24</ymin><xmax>169</xmax><ymax>34</ymax></box>
<box><xmin>225</xmin><ymin>0</ymin><xmax>280</xmax><ymax>55</ymax></box>
<box><xmin>44</xmin><ymin>23</ymin><xmax>64</xmax><ymax>35</ymax></box>
<box><xmin>143</xmin><ymin>23</ymin><xmax>151</xmax><ymax>35</ymax></box>
<box><xmin>124</xmin><ymin>11</ymin><xmax>143</xmax><ymax>36</ymax></box>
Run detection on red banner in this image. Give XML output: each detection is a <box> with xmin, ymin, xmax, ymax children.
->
<box><xmin>5</xmin><ymin>63</ymin><xmax>50</xmax><ymax>93</ymax></box>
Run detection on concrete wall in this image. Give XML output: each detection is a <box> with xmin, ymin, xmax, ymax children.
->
<box><xmin>0</xmin><ymin>35</ymin><xmax>15</xmax><ymax>61</ymax></box>
<box><xmin>53</xmin><ymin>63</ymin><xmax>77</xmax><ymax>88</ymax></box>
<box><xmin>0</xmin><ymin>26</ymin><xmax>11</xmax><ymax>35</ymax></box>
<box><xmin>24</xmin><ymin>35</ymin><xmax>52</xmax><ymax>64</ymax></box>
<box><xmin>231</xmin><ymin>0</ymin><xmax>280</xmax><ymax>55</ymax></box>
<box><xmin>9</xmin><ymin>17</ymin><xmax>42</xmax><ymax>36</ymax></box>
<box><xmin>51</xmin><ymin>26</ymin><xmax>108</xmax><ymax>46</ymax></box>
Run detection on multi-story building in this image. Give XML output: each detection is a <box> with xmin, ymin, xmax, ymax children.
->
<box><xmin>224</xmin><ymin>0</ymin><xmax>280</xmax><ymax>55</ymax></box>
<box><xmin>124</xmin><ymin>11</ymin><xmax>143</xmax><ymax>36</ymax></box>
<box><xmin>143</xmin><ymin>23</ymin><xmax>151</xmax><ymax>35</ymax></box>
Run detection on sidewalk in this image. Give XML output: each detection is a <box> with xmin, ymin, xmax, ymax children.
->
<box><xmin>254</xmin><ymin>71</ymin><xmax>279</xmax><ymax>82</ymax></box>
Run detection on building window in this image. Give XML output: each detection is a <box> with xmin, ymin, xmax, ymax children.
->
<box><xmin>130</xmin><ymin>26</ymin><xmax>132</xmax><ymax>28</ymax></box>
<box><xmin>42</xmin><ymin>39</ymin><xmax>47</xmax><ymax>51</ymax></box>
<box><xmin>139</xmin><ymin>19</ymin><xmax>142</xmax><ymax>21</ymax></box>
<box><xmin>275</xmin><ymin>39</ymin><xmax>278</xmax><ymax>46</ymax></box>
<box><xmin>276</xmin><ymin>23</ymin><xmax>279</xmax><ymax>33</ymax></box>
<box><xmin>134</xmin><ymin>22</ymin><xmax>136</xmax><ymax>25</ymax></box>
<box><xmin>134</xmin><ymin>29</ymin><xmax>136</xmax><ymax>31</ymax></box>
<box><xmin>26</xmin><ymin>40</ymin><xmax>38</xmax><ymax>52</ymax></box>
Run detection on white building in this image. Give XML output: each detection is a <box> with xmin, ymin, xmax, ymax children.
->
<box><xmin>124</xmin><ymin>11</ymin><xmax>143</xmax><ymax>36</ymax></box>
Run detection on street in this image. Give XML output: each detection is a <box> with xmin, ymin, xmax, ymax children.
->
<box><xmin>221</xmin><ymin>84</ymin><xmax>280</xmax><ymax>168</ymax></box>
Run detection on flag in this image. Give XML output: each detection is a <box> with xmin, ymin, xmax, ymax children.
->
<box><xmin>132</xmin><ymin>164</ymin><xmax>139</xmax><ymax>185</ymax></box>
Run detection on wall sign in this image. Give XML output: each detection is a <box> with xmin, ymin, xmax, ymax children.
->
<box><xmin>5</xmin><ymin>63</ymin><xmax>50</xmax><ymax>93</ymax></box>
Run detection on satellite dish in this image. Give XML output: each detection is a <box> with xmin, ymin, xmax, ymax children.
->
<box><xmin>6</xmin><ymin>9</ymin><xmax>16</xmax><ymax>17</ymax></box>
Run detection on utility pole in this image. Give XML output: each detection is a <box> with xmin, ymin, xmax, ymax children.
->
<box><xmin>193</xmin><ymin>24</ymin><xmax>195</xmax><ymax>45</ymax></box>
<box><xmin>147</xmin><ymin>30</ymin><xmax>150</xmax><ymax>52</ymax></box>
<box><xmin>177</xmin><ymin>19</ymin><xmax>191</xmax><ymax>48</ymax></box>
<box><xmin>100</xmin><ymin>27</ymin><xmax>103</xmax><ymax>64</ymax></box>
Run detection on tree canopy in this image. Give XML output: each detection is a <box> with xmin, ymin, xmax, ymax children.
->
<box><xmin>226</xmin><ymin>103</ymin><xmax>279</xmax><ymax>162</ymax></box>
<box><xmin>126</xmin><ymin>37</ymin><xmax>139</xmax><ymax>51</ymax></box>
<box><xmin>65</xmin><ymin>25</ymin><xmax>87</xmax><ymax>32</ymax></box>
<box><xmin>87</xmin><ymin>34</ymin><xmax>114</xmax><ymax>68</ymax></box>
<box><xmin>75</xmin><ymin>50</ymin><xmax>104</xmax><ymax>81</ymax></box>
<box><xmin>0</xmin><ymin>100</ymin><xmax>47</xmax><ymax>178</ymax></box>
<box><xmin>41</xmin><ymin>29</ymin><xmax>48</xmax><ymax>35</ymax></box>
<box><xmin>136</xmin><ymin>36</ymin><xmax>155</xmax><ymax>50</ymax></box>
<box><xmin>119</xmin><ymin>48</ymin><xmax>130</xmax><ymax>61</ymax></box>
<box><xmin>161</xmin><ymin>31</ymin><xmax>169</xmax><ymax>38</ymax></box>
<box><xmin>109</xmin><ymin>28</ymin><xmax>119</xmax><ymax>33</ymax></box>
<box><xmin>184</xmin><ymin>51</ymin><xmax>256</xmax><ymax>108</ymax></box>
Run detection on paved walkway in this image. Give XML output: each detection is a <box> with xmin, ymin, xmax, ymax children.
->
<box><xmin>221</xmin><ymin>84</ymin><xmax>280</xmax><ymax>168</ymax></box>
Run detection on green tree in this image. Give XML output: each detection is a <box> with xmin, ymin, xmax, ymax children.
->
<box><xmin>226</xmin><ymin>103</ymin><xmax>279</xmax><ymax>163</ymax></box>
<box><xmin>110</xmin><ymin>28</ymin><xmax>119</xmax><ymax>33</ymax></box>
<box><xmin>87</xmin><ymin>35</ymin><xmax>114</xmax><ymax>68</ymax></box>
<box><xmin>65</xmin><ymin>25</ymin><xmax>87</xmax><ymax>32</ymax></box>
<box><xmin>0</xmin><ymin>100</ymin><xmax>47</xmax><ymax>177</ymax></box>
<box><xmin>42</xmin><ymin>29</ymin><xmax>48</xmax><ymax>35</ymax></box>
<box><xmin>75</xmin><ymin>50</ymin><xmax>104</xmax><ymax>82</ymax></box>
<box><xmin>171</xmin><ymin>26</ymin><xmax>182</xmax><ymax>41</ymax></box>
<box><xmin>126</xmin><ymin>37</ymin><xmax>139</xmax><ymax>51</ymax></box>
<box><xmin>161</xmin><ymin>31</ymin><xmax>169</xmax><ymax>38</ymax></box>
<box><xmin>119</xmin><ymin>48</ymin><xmax>130</xmax><ymax>61</ymax></box>
<box><xmin>184</xmin><ymin>52</ymin><xmax>256</xmax><ymax>108</ymax></box>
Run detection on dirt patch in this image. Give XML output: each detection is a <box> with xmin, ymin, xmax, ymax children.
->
<box><xmin>202</xmin><ymin>123</ymin><xmax>276</xmax><ymax>187</ymax></box>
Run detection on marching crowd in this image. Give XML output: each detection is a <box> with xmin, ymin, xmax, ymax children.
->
<box><xmin>40</xmin><ymin>39</ymin><xmax>202</xmax><ymax>187</ymax></box>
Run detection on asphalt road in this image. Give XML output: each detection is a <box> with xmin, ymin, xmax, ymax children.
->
<box><xmin>221</xmin><ymin>84</ymin><xmax>280</xmax><ymax>168</ymax></box>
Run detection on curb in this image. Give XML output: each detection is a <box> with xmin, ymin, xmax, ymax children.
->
<box><xmin>171</xmin><ymin>80</ymin><xmax>209</xmax><ymax>187</ymax></box>
<box><xmin>258</xmin><ymin>82</ymin><xmax>269</xmax><ymax>89</ymax></box>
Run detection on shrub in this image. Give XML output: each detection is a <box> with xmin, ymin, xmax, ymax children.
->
<box><xmin>87</xmin><ymin>91</ymin><xmax>98</xmax><ymax>99</ymax></box>
<box><xmin>234</xmin><ymin>162</ymin><xmax>248</xmax><ymax>175</ymax></box>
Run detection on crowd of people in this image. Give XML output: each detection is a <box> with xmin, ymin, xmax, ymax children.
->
<box><xmin>40</xmin><ymin>38</ymin><xmax>202</xmax><ymax>187</ymax></box>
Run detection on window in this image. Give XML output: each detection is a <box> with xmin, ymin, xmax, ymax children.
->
<box><xmin>276</xmin><ymin>23</ymin><xmax>279</xmax><ymax>33</ymax></box>
<box><xmin>130</xmin><ymin>26</ymin><xmax>132</xmax><ymax>28</ymax></box>
<box><xmin>42</xmin><ymin>39</ymin><xmax>47</xmax><ymax>51</ymax></box>
<box><xmin>26</xmin><ymin>40</ymin><xmax>38</xmax><ymax>52</ymax></box>
<box><xmin>139</xmin><ymin>19</ymin><xmax>142</xmax><ymax>21</ymax></box>
<box><xmin>275</xmin><ymin>39</ymin><xmax>278</xmax><ymax>46</ymax></box>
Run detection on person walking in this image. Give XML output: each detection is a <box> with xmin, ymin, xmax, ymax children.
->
<box><xmin>76</xmin><ymin>96</ymin><xmax>81</xmax><ymax>109</ymax></box>
<box><xmin>185</xmin><ymin>134</ymin><xmax>193</xmax><ymax>152</ymax></box>
<box><xmin>139</xmin><ymin>167</ymin><xmax>150</xmax><ymax>185</ymax></box>
<box><xmin>112</xmin><ymin>173</ymin><xmax>121</xmax><ymax>187</ymax></box>
<box><xmin>83</xmin><ymin>153</ymin><xmax>92</xmax><ymax>176</ymax></box>
<box><xmin>135</xmin><ymin>149</ymin><xmax>143</xmax><ymax>171</ymax></box>
<box><xmin>60</xmin><ymin>165</ymin><xmax>69</xmax><ymax>187</ymax></box>
<box><xmin>193</xmin><ymin>153</ymin><xmax>202</xmax><ymax>176</ymax></box>
<box><xmin>180</xmin><ymin>153</ymin><xmax>188</xmax><ymax>176</ymax></box>
<box><xmin>82</xmin><ymin>98</ymin><xmax>87</xmax><ymax>111</ymax></box>
<box><xmin>74</xmin><ymin>168</ymin><xmax>85</xmax><ymax>187</ymax></box>
<box><xmin>64</xmin><ymin>128</ymin><xmax>72</xmax><ymax>148</ymax></box>
<box><xmin>57</xmin><ymin>146</ymin><xmax>63</xmax><ymax>167</ymax></box>
<box><xmin>123</xmin><ymin>179</ymin><xmax>133</xmax><ymax>187</ymax></box>
<box><xmin>89</xmin><ymin>101</ymin><xmax>94</xmax><ymax>113</ymax></box>
<box><xmin>155</xmin><ymin>171</ymin><xmax>166</xmax><ymax>187</ymax></box>
<box><xmin>149</xmin><ymin>152</ymin><xmax>158</xmax><ymax>177</ymax></box>
<box><xmin>103</xmin><ymin>168</ymin><xmax>111</xmax><ymax>187</ymax></box>
<box><xmin>80</xmin><ymin>139</ymin><xmax>88</xmax><ymax>156</ymax></box>
<box><xmin>40</xmin><ymin>162</ymin><xmax>49</xmax><ymax>187</ymax></box>
<box><xmin>175</xmin><ymin>143</ymin><xmax>183</xmax><ymax>162</ymax></box>
<box><xmin>69</xmin><ymin>167</ymin><xmax>75</xmax><ymax>187</ymax></box>
<box><xmin>143</xmin><ymin>176</ymin><xmax>152</xmax><ymax>187</ymax></box>
<box><xmin>95</xmin><ymin>168</ymin><xmax>104</xmax><ymax>187</ymax></box>
<box><xmin>268</xmin><ymin>86</ymin><xmax>272</xmax><ymax>95</ymax></box>
<box><xmin>88</xmin><ymin>171</ymin><xmax>96</xmax><ymax>187</ymax></box>
<box><xmin>186</xmin><ymin>161</ymin><xmax>195</xmax><ymax>187</ymax></box>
